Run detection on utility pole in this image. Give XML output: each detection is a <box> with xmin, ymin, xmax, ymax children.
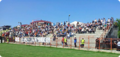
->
<box><xmin>68</xmin><ymin>14</ymin><xmax>70</xmax><ymax>23</ymax></box>
<box><xmin>18</xmin><ymin>22</ymin><xmax>22</xmax><ymax>30</ymax></box>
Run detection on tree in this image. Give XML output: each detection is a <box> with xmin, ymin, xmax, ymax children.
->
<box><xmin>116</xmin><ymin>19</ymin><xmax>120</xmax><ymax>38</ymax></box>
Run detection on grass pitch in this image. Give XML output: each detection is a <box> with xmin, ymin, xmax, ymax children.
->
<box><xmin>0</xmin><ymin>43</ymin><xmax>119</xmax><ymax>57</ymax></box>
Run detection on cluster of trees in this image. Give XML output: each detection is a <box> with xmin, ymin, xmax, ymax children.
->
<box><xmin>116</xmin><ymin>19</ymin><xmax>120</xmax><ymax>38</ymax></box>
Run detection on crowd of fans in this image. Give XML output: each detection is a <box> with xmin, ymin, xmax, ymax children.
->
<box><xmin>74</xmin><ymin>18</ymin><xmax>113</xmax><ymax>34</ymax></box>
<box><xmin>0</xmin><ymin>18</ymin><xmax>114</xmax><ymax>39</ymax></box>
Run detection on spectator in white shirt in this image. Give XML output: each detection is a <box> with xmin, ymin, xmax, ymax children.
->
<box><xmin>101</xmin><ymin>19</ymin><xmax>103</xmax><ymax>23</ymax></box>
<box><xmin>61</xmin><ymin>22</ymin><xmax>63</xmax><ymax>25</ymax></box>
<box><xmin>117</xmin><ymin>40</ymin><xmax>120</xmax><ymax>51</ymax></box>
<box><xmin>67</xmin><ymin>33</ymin><xmax>70</xmax><ymax>38</ymax></box>
<box><xmin>94</xmin><ymin>19</ymin><xmax>97</xmax><ymax>23</ymax></box>
<box><xmin>9</xmin><ymin>32</ymin><xmax>12</xmax><ymax>38</ymax></box>
<box><xmin>108</xmin><ymin>18</ymin><xmax>110</xmax><ymax>23</ymax></box>
<box><xmin>81</xmin><ymin>28</ymin><xmax>84</xmax><ymax>33</ymax></box>
<box><xmin>89</xmin><ymin>28</ymin><xmax>91</xmax><ymax>33</ymax></box>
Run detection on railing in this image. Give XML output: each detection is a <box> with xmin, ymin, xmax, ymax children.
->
<box><xmin>104</xmin><ymin>24</ymin><xmax>114</xmax><ymax>38</ymax></box>
<box><xmin>3</xmin><ymin>36</ymin><xmax>120</xmax><ymax>53</ymax></box>
<box><xmin>99</xmin><ymin>24</ymin><xmax>113</xmax><ymax>43</ymax></box>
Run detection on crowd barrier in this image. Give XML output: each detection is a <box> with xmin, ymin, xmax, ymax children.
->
<box><xmin>4</xmin><ymin>36</ymin><xmax>120</xmax><ymax>52</ymax></box>
<box><xmin>4</xmin><ymin>37</ymin><xmax>15</xmax><ymax>42</ymax></box>
<box><xmin>15</xmin><ymin>37</ymin><xmax>50</xmax><ymax>43</ymax></box>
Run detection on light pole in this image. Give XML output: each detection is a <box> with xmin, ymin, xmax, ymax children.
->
<box><xmin>68</xmin><ymin>14</ymin><xmax>70</xmax><ymax>23</ymax></box>
<box><xmin>18</xmin><ymin>22</ymin><xmax>22</xmax><ymax>29</ymax></box>
<box><xmin>18</xmin><ymin>22</ymin><xmax>22</xmax><ymax>44</ymax></box>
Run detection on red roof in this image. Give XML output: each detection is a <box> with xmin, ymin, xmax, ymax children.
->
<box><xmin>21</xmin><ymin>24</ymin><xmax>29</xmax><ymax>27</ymax></box>
<box><xmin>30</xmin><ymin>20</ymin><xmax>51</xmax><ymax>24</ymax></box>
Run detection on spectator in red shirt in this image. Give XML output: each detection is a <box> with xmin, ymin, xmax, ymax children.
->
<box><xmin>61</xmin><ymin>37</ymin><xmax>64</xmax><ymax>46</ymax></box>
<box><xmin>25</xmin><ymin>31</ymin><xmax>28</xmax><ymax>36</ymax></box>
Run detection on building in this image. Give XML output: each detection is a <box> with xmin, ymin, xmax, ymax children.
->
<box><xmin>21</xmin><ymin>24</ymin><xmax>29</xmax><ymax>27</ymax></box>
<box><xmin>30</xmin><ymin>20</ymin><xmax>52</xmax><ymax>26</ymax></box>
<box><xmin>0</xmin><ymin>25</ymin><xmax>11</xmax><ymax>30</ymax></box>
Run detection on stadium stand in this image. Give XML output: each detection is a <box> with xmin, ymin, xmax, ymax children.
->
<box><xmin>0</xmin><ymin>18</ymin><xmax>113</xmax><ymax>38</ymax></box>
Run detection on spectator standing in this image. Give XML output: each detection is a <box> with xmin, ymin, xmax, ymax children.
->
<box><xmin>64</xmin><ymin>37</ymin><xmax>67</xmax><ymax>46</ymax></box>
<box><xmin>34</xmin><ymin>32</ymin><xmax>37</xmax><ymax>37</ymax></box>
<box><xmin>64</xmin><ymin>21</ymin><xmax>66</xmax><ymax>26</ymax></box>
<box><xmin>95</xmin><ymin>38</ymin><xmax>99</xmax><ymax>49</ymax></box>
<box><xmin>94</xmin><ymin>19</ymin><xmax>97</xmax><ymax>23</ymax></box>
<box><xmin>67</xmin><ymin>33</ymin><xmax>70</xmax><ymax>39</ymax></box>
<box><xmin>53</xmin><ymin>34</ymin><xmax>56</xmax><ymax>41</ymax></box>
<box><xmin>61</xmin><ymin>37</ymin><xmax>64</xmax><ymax>46</ymax></box>
<box><xmin>7</xmin><ymin>37</ymin><xmax>9</xmax><ymax>43</ymax></box>
<box><xmin>117</xmin><ymin>40</ymin><xmax>120</xmax><ymax>51</ymax></box>
<box><xmin>81</xmin><ymin>38</ymin><xmax>85</xmax><ymax>48</ymax></box>
<box><xmin>9</xmin><ymin>32</ymin><xmax>12</xmax><ymax>38</ymax></box>
<box><xmin>74</xmin><ymin>37</ymin><xmax>77</xmax><ymax>47</ymax></box>
<box><xmin>108</xmin><ymin>18</ymin><xmax>110</xmax><ymax>23</ymax></box>
<box><xmin>101</xmin><ymin>19</ymin><xmax>103</xmax><ymax>23</ymax></box>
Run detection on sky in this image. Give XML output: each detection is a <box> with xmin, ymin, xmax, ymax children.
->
<box><xmin>0</xmin><ymin>0</ymin><xmax>120</xmax><ymax>27</ymax></box>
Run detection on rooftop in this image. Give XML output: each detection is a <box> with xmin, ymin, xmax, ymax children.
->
<box><xmin>30</xmin><ymin>20</ymin><xmax>51</xmax><ymax>24</ymax></box>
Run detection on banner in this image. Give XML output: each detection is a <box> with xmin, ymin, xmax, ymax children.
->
<box><xmin>15</xmin><ymin>37</ymin><xmax>50</xmax><ymax>43</ymax></box>
<box><xmin>21</xmin><ymin>37</ymin><xmax>34</xmax><ymax>43</ymax></box>
<box><xmin>46</xmin><ymin>37</ymin><xmax>50</xmax><ymax>43</ymax></box>
<box><xmin>15</xmin><ymin>37</ymin><xmax>19</xmax><ymax>42</ymax></box>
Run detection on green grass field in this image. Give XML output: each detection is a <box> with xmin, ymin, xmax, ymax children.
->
<box><xmin>0</xmin><ymin>43</ymin><xmax>119</xmax><ymax>57</ymax></box>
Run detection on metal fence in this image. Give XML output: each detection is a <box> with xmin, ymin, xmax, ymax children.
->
<box><xmin>3</xmin><ymin>36</ymin><xmax>120</xmax><ymax>52</ymax></box>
